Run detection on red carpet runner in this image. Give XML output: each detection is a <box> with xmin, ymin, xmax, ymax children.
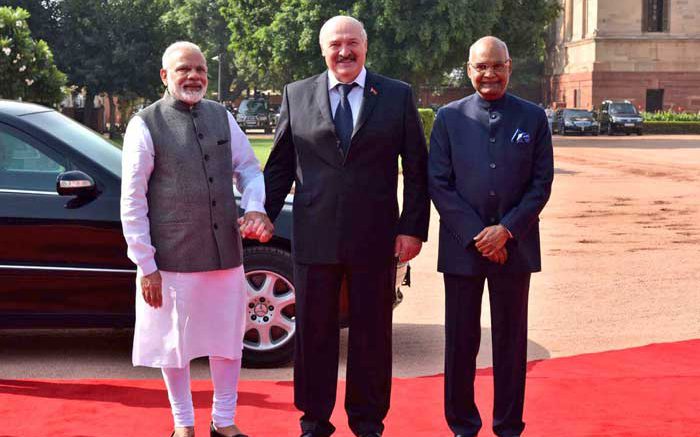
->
<box><xmin>1</xmin><ymin>340</ymin><xmax>699</xmax><ymax>437</ymax></box>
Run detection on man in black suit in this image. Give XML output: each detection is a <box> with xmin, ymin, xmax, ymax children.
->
<box><xmin>264</xmin><ymin>15</ymin><xmax>430</xmax><ymax>437</ymax></box>
<box><xmin>428</xmin><ymin>36</ymin><xmax>554</xmax><ymax>437</ymax></box>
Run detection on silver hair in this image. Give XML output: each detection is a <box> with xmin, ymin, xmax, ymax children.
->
<box><xmin>468</xmin><ymin>36</ymin><xmax>510</xmax><ymax>62</ymax></box>
<box><xmin>318</xmin><ymin>15</ymin><xmax>368</xmax><ymax>46</ymax></box>
<box><xmin>162</xmin><ymin>41</ymin><xmax>204</xmax><ymax>69</ymax></box>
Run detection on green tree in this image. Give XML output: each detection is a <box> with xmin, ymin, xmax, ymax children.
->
<box><xmin>164</xmin><ymin>0</ymin><xmax>248</xmax><ymax>101</ymax></box>
<box><xmin>51</xmin><ymin>0</ymin><xmax>173</xmax><ymax>136</ymax></box>
<box><xmin>492</xmin><ymin>0</ymin><xmax>561</xmax><ymax>101</ymax></box>
<box><xmin>224</xmin><ymin>0</ymin><xmax>500</xmax><ymax>90</ymax></box>
<box><xmin>0</xmin><ymin>6</ymin><xmax>66</xmax><ymax>105</ymax></box>
<box><xmin>224</xmin><ymin>0</ymin><xmax>560</xmax><ymax>99</ymax></box>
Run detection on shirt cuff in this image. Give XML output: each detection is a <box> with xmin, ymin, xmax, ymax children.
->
<box><xmin>138</xmin><ymin>259</ymin><xmax>158</xmax><ymax>277</ymax></box>
<box><xmin>243</xmin><ymin>200</ymin><xmax>266</xmax><ymax>214</ymax></box>
<box><xmin>501</xmin><ymin>224</ymin><xmax>513</xmax><ymax>239</ymax></box>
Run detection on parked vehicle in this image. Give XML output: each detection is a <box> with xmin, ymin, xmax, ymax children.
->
<box><xmin>0</xmin><ymin>100</ymin><xmax>409</xmax><ymax>367</ymax></box>
<box><xmin>552</xmin><ymin>108</ymin><xmax>599</xmax><ymax>136</ymax></box>
<box><xmin>596</xmin><ymin>100</ymin><xmax>644</xmax><ymax>135</ymax></box>
<box><xmin>234</xmin><ymin>97</ymin><xmax>275</xmax><ymax>134</ymax></box>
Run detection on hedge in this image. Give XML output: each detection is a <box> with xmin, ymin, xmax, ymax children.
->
<box><xmin>418</xmin><ymin>108</ymin><xmax>435</xmax><ymax>145</ymax></box>
<box><xmin>643</xmin><ymin>121</ymin><xmax>700</xmax><ymax>134</ymax></box>
<box><xmin>642</xmin><ymin>111</ymin><xmax>700</xmax><ymax>122</ymax></box>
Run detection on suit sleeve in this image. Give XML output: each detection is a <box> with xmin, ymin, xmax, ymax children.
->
<box><xmin>397</xmin><ymin>86</ymin><xmax>430</xmax><ymax>241</ymax></box>
<box><xmin>264</xmin><ymin>85</ymin><xmax>295</xmax><ymax>222</ymax></box>
<box><xmin>500</xmin><ymin>109</ymin><xmax>554</xmax><ymax>240</ymax></box>
<box><xmin>428</xmin><ymin>108</ymin><xmax>486</xmax><ymax>247</ymax></box>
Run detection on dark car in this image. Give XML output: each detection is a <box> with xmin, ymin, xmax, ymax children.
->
<box><xmin>234</xmin><ymin>98</ymin><xmax>275</xmax><ymax>134</ymax></box>
<box><xmin>552</xmin><ymin>108</ymin><xmax>599</xmax><ymax>136</ymax></box>
<box><xmin>596</xmin><ymin>100</ymin><xmax>643</xmax><ymax>135</ymax></box>
<box><xmin>0</xmin><ymin>100</ymin><xmax>408</xmax><ymax>368</ymax></box>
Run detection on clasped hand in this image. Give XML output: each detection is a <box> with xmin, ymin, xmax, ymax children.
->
<box><xmin>238</xmin><ymin>211</ymin><xmax>274</xmax><ymax>243</ymax></box>
<box><xmin>474</xmin><ymin>224</ymin><xmax>510</xmax><ymax>265</ymax></box>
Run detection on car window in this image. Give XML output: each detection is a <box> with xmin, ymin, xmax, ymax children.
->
<box><xmin>239</xmin><ymin>99</ymin><xmax>267</xmax><ymax>114</ymax></box>
<box><xmin>20</xmin><ymin>110</ymin><xmax>122</xmax><ymax>178</ymax></box>
<box><xmin>609</xmin><ymin>103</ymin><xmax>638</xmax><ymax>115</ymax></box>
<box><xmin>0</xmin><ymin>127</ymin><xmax>66</xmax><ymax>192</ymax></box>
<box><xmin>564</xmin><ymin>110</ymin><xmax>592</xmax><ymax>117</ymax></box>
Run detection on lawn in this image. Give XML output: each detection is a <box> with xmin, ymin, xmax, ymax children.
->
<box><xmin>249</xmin><ymin>138</ymin><xmax>274</xmax><ymax>166</ymax></box>
<box><xmin>109</xmin><ymin>136</ymin><xmax>274</xmax><ymax>167</ymax></box>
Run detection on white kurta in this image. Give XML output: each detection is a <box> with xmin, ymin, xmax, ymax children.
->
<box><xmin>120</xmin><ymin>111</ymin><xmax>264</xmax><ymax>368</ymax></box>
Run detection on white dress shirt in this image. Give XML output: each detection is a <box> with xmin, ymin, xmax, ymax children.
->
<box><xmin>328</xmin><ymin>67</ymin><xmax>366</xmax><ymax>128</ymax></box>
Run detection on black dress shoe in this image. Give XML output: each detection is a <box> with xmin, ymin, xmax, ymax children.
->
<box><xmin>210</xmin><ymin>422</ymin><xmax>248</xmax><ymax>437</ymax></box>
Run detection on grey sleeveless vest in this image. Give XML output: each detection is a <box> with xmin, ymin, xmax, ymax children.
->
<box><xmin>138</xmin><ymin>93</ymin><xmax>242</xmax><ymax>272</ymax></box>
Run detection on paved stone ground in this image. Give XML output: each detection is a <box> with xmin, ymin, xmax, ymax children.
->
<box><xmin>1</xmin><ymin>135</ymin><xmax>699</xmax><ymax>380</ymax></box>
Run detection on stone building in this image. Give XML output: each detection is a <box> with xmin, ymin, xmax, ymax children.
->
<box><xmin>544</xmin><ymin>0</ymin><xmax>700</xmax><ymax>112</ymax></box>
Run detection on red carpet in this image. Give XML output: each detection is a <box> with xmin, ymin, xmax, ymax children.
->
<box><xmin>1</xmin><ymin>340</ymin><xmax>699</xmax><ymax>437</ymax></box>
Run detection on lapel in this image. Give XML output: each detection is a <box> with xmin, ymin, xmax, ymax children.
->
<box><xmin>351</xmin><ymin>70</ymin><xmax>380</xmax><ymax>139</ymax></box>
<box><xmin>312</xmin><ymin>72</ymin><xmax>344</xmax><ymax>167</ymax></box>
<box><xmin>314</xmin><ymin>72</ymin><xmax>335</xmax><ymax>129</ymax></box>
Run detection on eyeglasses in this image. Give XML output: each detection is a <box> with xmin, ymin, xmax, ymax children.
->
<box><xmin>468</xmin><ymin>60</ymin><xmax>511</xmax><ymax>74</ymax></box>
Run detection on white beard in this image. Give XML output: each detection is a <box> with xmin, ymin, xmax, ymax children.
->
<box><xmin>170</xmin><ymin>84</ymin><xmax>206</xmax><ymax>105</ymax></box>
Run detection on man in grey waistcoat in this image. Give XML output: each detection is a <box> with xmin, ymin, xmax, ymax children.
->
<box><xmin>120</xmin><ymin>41</ymin><xmax>273</xmax><ymax>437</ymax></box>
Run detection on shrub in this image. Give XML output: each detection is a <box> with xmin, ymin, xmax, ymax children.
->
<box><xmin>643</xmin><ymin>121</ymin><xmax>700</xmax><ymax>134</ymax></box>
<box><xmin>642</xmin><ymin>111</ymin><xmax>700</xmax><ymax>122</ymax></box>
<box><xmin>418</xmin><ymin>108</ymin><xmax>435</xmax><ymax>146</ymax></box>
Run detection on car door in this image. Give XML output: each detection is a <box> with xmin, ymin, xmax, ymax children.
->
<box><xmin>0</xmin><ymin>121</ymin><xmax>134</xmax><ymax>328</ymax></box>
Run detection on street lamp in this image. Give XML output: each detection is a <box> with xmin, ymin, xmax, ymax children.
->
<box><xmin>211</xmin><ymin>54</ymin><xmax>223</xmax><ymax>102</ymax></box>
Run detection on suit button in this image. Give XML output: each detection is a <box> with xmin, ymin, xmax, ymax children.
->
<box><xmin>209</xmin><ymin>177</ymin><xmax>214</xmax><ymax>183</ymax></box>
<box><xmin>198</xmin><ymin>133</ymin><xmax>204</xmax><ymax>139</ymax></box>
<box><xmin>213</xmin><ymin>223</ymin><xmax>218</xmax><ymax>230</ymax></box>
<box><xmin>212</xmin><ymin>200</ymin><xmax>217</xmax><ymax>207</ymax></box>
<box><xmin>489</xmin><ymin>137</ymin><xmax>496</xmax><ymax>143</ymax></box>
<box><xmin>490</xmin><ymin>163</ymin><xmax>496</xmax><ymax>169</ymax></box>
<box><xmin>192</xmin><ymin>112</ymin><xmax>198</xmax><ymax>118</ymax></box>
<box><xmin>204</xmin><ymin>154</ymin><xmax>210</xmax><ymax>161</ymax></box>
<box><xmin>490</xmin><ymin>217</ymin><xmax>497</xmax><ymax>224</ymax></box>
<box><xmin>490</xmin><ymin>113</ymin><xmax>497</xmax><ymax>119</ymax></box>
<box><xmin>489</xmin><ymin>190</ymin><xmax>496</xmax><ymax>196</ymax></box>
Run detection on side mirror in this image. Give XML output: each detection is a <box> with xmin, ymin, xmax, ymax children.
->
<box><xmin>56</xmin><ymin>170</ymin><xmax>96</xmax><ymax>197</ymax></box>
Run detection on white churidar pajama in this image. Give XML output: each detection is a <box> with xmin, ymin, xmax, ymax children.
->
<box><xmin>121</xmin><ymin>111</ymin><xmax>264</xmax><ymax>426</ymax></box>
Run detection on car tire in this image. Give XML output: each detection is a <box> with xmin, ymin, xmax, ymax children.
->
<box><xmin>637</xmin><ymin>129</ymin><xmax>643</xmax><ymax>136</ymax></box>
<box><xmin>241</xmin><ymin>245</ymin><xmax>296</xmax><ymax>368</ymax></box>
<box><xmin>607</xmin><ymin>124</ymin><xmax>614</xmax><ymax>136</ymax></box>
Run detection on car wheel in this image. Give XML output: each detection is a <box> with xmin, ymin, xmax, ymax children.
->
<box><xmin>607</xmin><ymin>124</ymin><xmax>614</xmax><ymax>136</ymax></box>
<box><xmin>241</xmin><ymin>245</ymin><xmax>296</xmax><ymax>368</ymax></box>
<box><xmin>637</xmin><ymin>129</ymin><xmax>643</xmax><ymax>136</ymax></box>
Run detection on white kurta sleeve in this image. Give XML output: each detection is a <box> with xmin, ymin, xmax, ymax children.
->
<box><xmin>227</xmin><ymin>111</ymin><xmax>266</xmax><ymax>214</ymax></box>
<box><xmin>120</xmin><ymin>116</ymin><xmax>158</xmax><ymax>276</ymax></box>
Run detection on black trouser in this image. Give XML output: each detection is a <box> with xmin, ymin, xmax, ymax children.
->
<box><xmin>444</xmin><ymin>273</ymin><xmax>530</xmax><ymax>437</ymax></box>
<box><xmin>294</xmin><ymin>261</ymin><xmax>395</xmax><ymax>437</ymax></box>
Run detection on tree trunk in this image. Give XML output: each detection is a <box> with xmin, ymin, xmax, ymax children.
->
<box><xmin>107</xmin><ymin>93</ymin><xmax>117</xmax><ymax>139</ymax></box>
<box><xmin>84</xmin><ymin>90</ymin><xmax>96</xmax><ymax>131</ymax></box>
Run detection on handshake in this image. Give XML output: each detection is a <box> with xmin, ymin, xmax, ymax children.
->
<box><xmin>238</xmin><ymin>211</ymin><xmax>275</xmax><ymax>243</ymax></box>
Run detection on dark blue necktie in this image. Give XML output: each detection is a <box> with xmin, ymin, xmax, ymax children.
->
<box><xmin>334</xmin><ymin>83</ymin><xmax>357</xmax><ymax>155</ymax></box>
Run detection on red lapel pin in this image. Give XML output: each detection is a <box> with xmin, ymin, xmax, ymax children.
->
<box><xmin>370</xmin><ymin>86</ymin><xmax>378</xmax><ymax>96</ymax></box>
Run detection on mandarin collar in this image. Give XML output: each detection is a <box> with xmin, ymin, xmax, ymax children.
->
<box><xmin>163</xmin><ymin>90</ymin><xmax>201</xmax><ymax>112</ymax></box>
<box><xmin>475</xmin><ymin>92</ymin><xmax>508</xmax><ymax>110</ymax></box>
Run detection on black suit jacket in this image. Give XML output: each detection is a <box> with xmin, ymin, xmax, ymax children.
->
<box><xmin>264</xmin><ymin>70</ymin><xmax>430</xmax><ymax>265</ymax></box>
